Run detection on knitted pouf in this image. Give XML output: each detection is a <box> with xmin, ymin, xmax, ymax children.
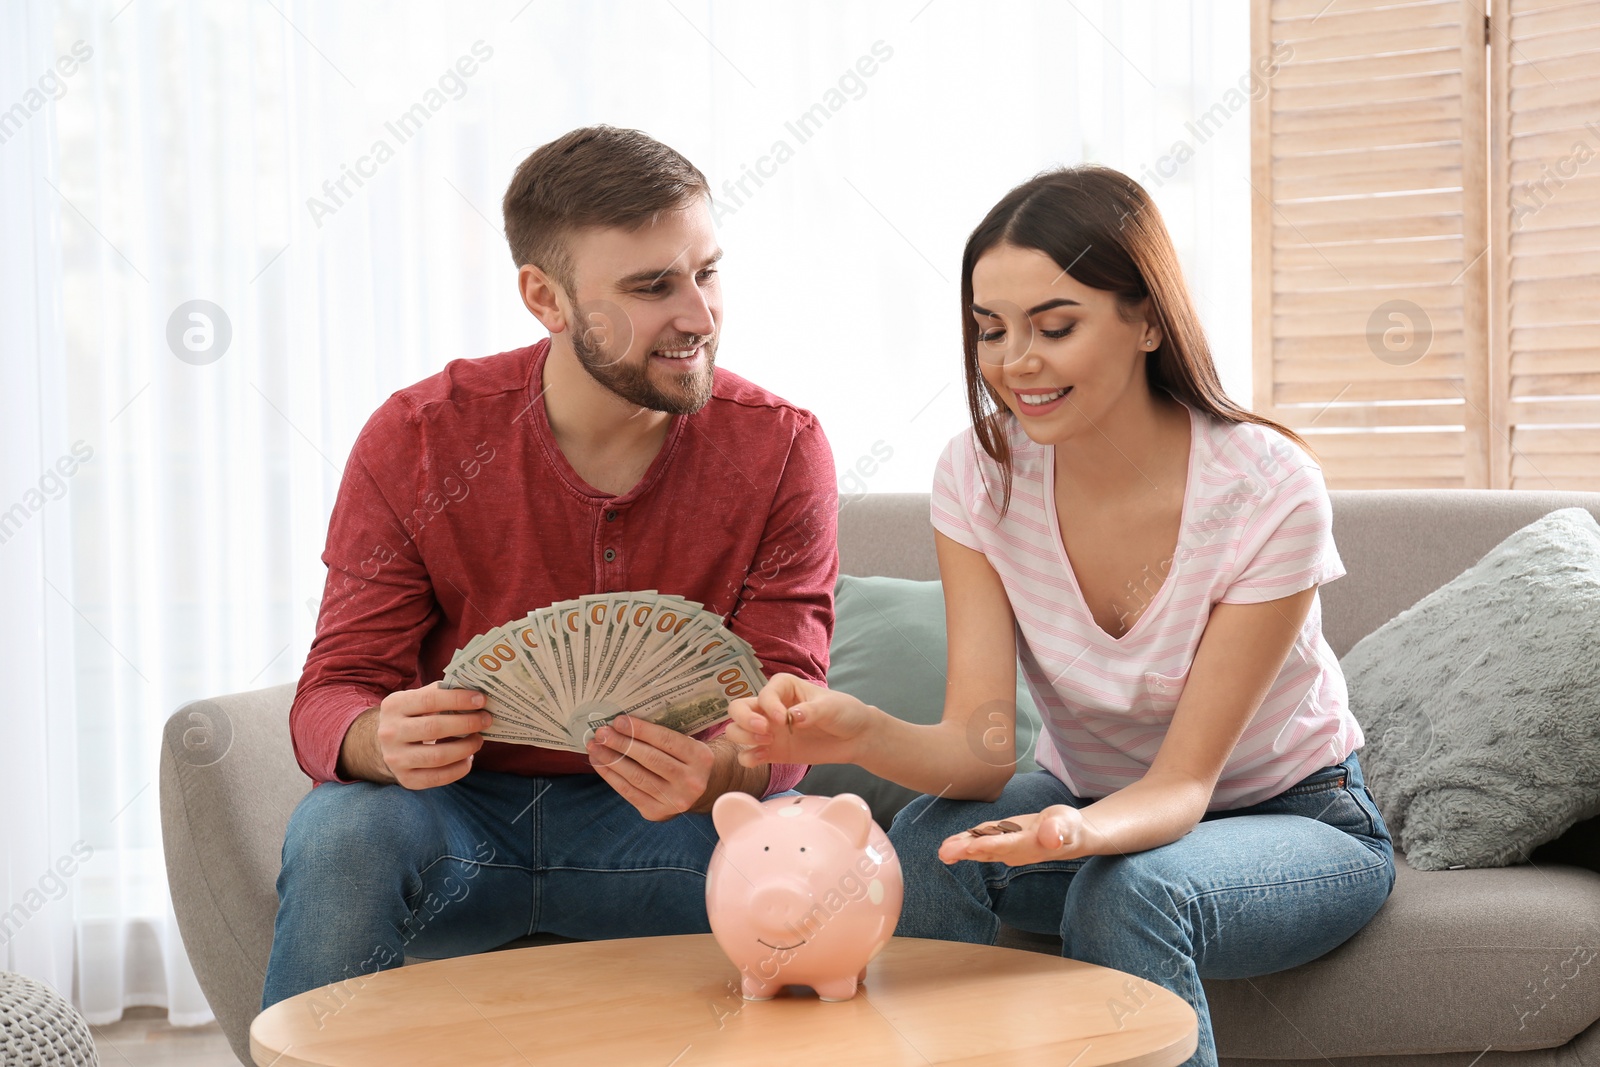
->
<box><xmin>0</xmin><ymin>971</ymin><xmax>99</xmax><ymax>1066</ymax></box>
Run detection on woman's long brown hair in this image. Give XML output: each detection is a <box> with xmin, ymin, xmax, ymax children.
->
<box><xmin>960</xmin><ymin>164</ymin><xmax>1310</xmax><ymax>514</ymax></box>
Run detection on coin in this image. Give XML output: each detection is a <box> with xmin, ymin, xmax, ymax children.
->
<box><xmin>996</xmin><ymin>820</ymin><xmax>1022</xmax><ymax>833</ymax></box>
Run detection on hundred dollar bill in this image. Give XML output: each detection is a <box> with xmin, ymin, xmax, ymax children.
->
<box><xmin>445</xmin><ymin>630</ymin><xmax>570</xmax><ymax>746</ymax></box>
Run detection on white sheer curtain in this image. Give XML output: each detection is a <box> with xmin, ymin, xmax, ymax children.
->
<box><xmin>2</xmin><ymin>0</ymin><xmax>1247</xmax><ymax>1026</ymax></box>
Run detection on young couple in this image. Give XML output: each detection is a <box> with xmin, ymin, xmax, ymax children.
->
<box><xmin>266</xmin><ymin>125</ymin><xmax>1393</xmax><ymax>1067</ymax></box>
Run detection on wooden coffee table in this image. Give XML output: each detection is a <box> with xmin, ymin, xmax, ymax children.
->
<box><xmin>251</xmin><ymin>934</ymin><xmax>1197</xmax><ymax>1066</ymax></box>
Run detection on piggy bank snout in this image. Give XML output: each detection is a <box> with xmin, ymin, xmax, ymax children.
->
<box><xmin>748</xmin><ymin>880</ymin><xmax>814</xmax><ymax>929</ymax></box>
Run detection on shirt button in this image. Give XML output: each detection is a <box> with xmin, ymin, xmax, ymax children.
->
<box><xmin>604</xmin><ymin>548</ymin><xmax>616</xmax><ymax>562</ymax></box>
<box><xmin>605</xmin><ymin>510</ymin><xmax>617</xmax><ymax>522</ymax></box>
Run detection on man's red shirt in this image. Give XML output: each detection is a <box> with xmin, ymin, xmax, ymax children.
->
<box><xmin>291</xmin><ymin>339</ymin><xmax>836</xmax><ymax>793</ymax></box>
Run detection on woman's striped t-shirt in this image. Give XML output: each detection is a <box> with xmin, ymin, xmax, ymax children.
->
<box><xmin>930</xmin><ymin>401</ymin><xmax>1363</xmax><ymax>810</ymax></box>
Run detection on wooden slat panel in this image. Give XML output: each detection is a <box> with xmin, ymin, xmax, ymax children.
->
<box><xmin>1515</xmin><ymin>424</ymin><xmax>1600</xmax><ymax>452</ymax></box>
<box><xmin>1493</xmin><ymin>0</ymin><xmax>1600</xmax><ymax>490</ymax></box>
<box><xmin>1348</xmin><ymin>476</ymin><xmax>1471</xmax><ymax>487</ymax></box>
<box><xmin>1275</xmin><ymin>1</ymin><xmax>1462</xmax><ymax>41</ymax></box>
<box><xmin>1276</xmin><ymin>237</ymin><xmax>1464</xmax><ymax>269</ymax></box>
<box><xmin>1510</xmin><ymin>248</ymin><xmax>1600</xmax><ymax>279</ymax></box>
<box><xmin>1512</xmin><ymin>2</ymin><xmax>1600</xmax><ymax>38</ymax></box>
<box><xmin>1509</xmin><ymin>397</ymin><xmax>1600</xmax><ymax>422</ymax></box>
<box><xmin>1272</xmin><ymin>306</ymin><xmax>1466</xmax><ymax>338</ymax></box>
<box><xmin>1275</xmin><ymin>163</ymin><xmax>1463</xmax><ymax>200</ymax></box>
<box><xmin>1276</xmin><ymin>350</ymin><xmax>1465</xmax><ymax>379</ymax></box>
<box><xmin>1508</xmin><ymin>100</ymin><xmax>1600</xmax><ymax>136</ymax></box>
<box><xmin>1274</xmin><ymin>189</ymin><xmax>1460</xmax><ymax>222</ymax></box>
<box><xmin>1275</xmin><ymin>118</ymin><xmax>1461</xmax><ymax>155</ymax></box>
<box><xmin>1274</xmin><ymin>142</ymin><xmax>1463</xmax><ymax>180</ymax></box>
<box><xmin>1256</xmin><ymin>0</ymin><xmax>1486</xmax><ymax>489</ymax></box>
<box><xmin>1510</xmin><ymin>371</ymin><xmax>1600</xmax><ymax>394</ymax></box>
<box><xmin>1510</xmin><ymin>452</ymin><xmax>1600</xmax><ymax>486</ymax></box>
<box><xmin>1297</xmin><ymin>429</ymin><xmax>1465</xmax><ymax>455</ymax></box>
<box><xmin>1510</xmin><ymin>73</ymin><xmax>1600</xmax><ymax>113</ymax></box>
<box><xmin>1508</xmin><ymin>51</ymin><xmax>1597</xmax><ymax>88</ymax></box>
<box><xmin>1511</xmin><ymin>348</ymin><xmax>1600</xmax><ymax>375</ymax></box>
<box><xmin>1273</xmin><ymin>284</ymin><xmax>1463</xmax><ymax>315</ymax></box>
<box><xmin>1508</xmin><ymin>451</ymin><xmax>1600</xmax><ymax>476</ymax></box>
<box><xmin>1506</xmin><ymin>163</ymin><xmax>1600</xmax><ymax>199</ymax></box>
<box><xmin>1274</xmin><ymin>329</ymin><xmax>1467</xmax><ymax>361</ymax></box>
<box><xmin>1272</xmin><ymin>95</ymin><xmax>1458</xmax><ymax>134</ymax></box>
<box><xmin>1277</xmin><ymin>378</ymin><xmax>1471</xmax><ymax>403</ymax></box>
<box><xmin>1275</xmin><ymin>260</ymin><xmax>1469</xmax><ymax>290</ymax></box>
<box><xmin>1508</xmin><ymin>197</ymin><xmax>1600</xmax><ymax>233</ymax></box>
<box><xmin>1511</xmin><ymin>323</ymin><xmax>1600</xmax><ymax>351</ymax></box>
<box><xmin>1273</xmin><ymin>48</ymin><xmax>1462</xmax><ymax>90</ymax></box>
<box><xmin>1510</xmin><ymin>222</ymin><xmax>1600</xmax><ymax>255</ymax></box>
<box><xmin>1506</xmin><ymin>22</ymin><xmax>1600</xmax><ymax>60</ymax></box>
<box><xmin>1273</xmin><ymin>238</ymin><xmax>1465</xmax><ymax>271</ymax></box>
<box><xmin>1511</xmin><ymin>473</ymin><xmax>1600</xmax><ymax>489</ymax></box>
<box><xmin>1509</xmin><ymin>291</ymin><xmax>1600</xmax><ymax>328</ymax></box>
<box><xmin>1274</xmin><ymin>214</ymin><xmax>1464</xmax><ymax>245</ymax></box>
<box><xmin>1488</xmin><ymin>0</ymin><xmax>1513</xmax><ymax>486</ymax></box>
<box><xmin>1509</xmin><ymin>125</ymin><xmax>1600</xmax><ymax>162</ymax></box>
<box><xmin>1322</xmin><ymin>453</ymin><xmax>1468</xmax><ymax>479</ymax></box>
<box><xmin>1274</xmin><ymin>402</ymin><xmax>1470</xmax><ymax>429</ymax></box>
<box><xmin>1275</xmin><ymin>72</ymin><xmax>1463</xmax><ymax>111</ymax></box>
<box><xmin>1274</xmin><ymin>0</ymin><xmax>1448</xmax><ymax>19</ymax></box>
<box><xmin>1287</xmin><ymin>24</ymin><xmax>1465</xmax><ymax>64</ymax></box>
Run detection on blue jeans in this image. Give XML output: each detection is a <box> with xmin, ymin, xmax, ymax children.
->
<box><xmin>262</xmin><ymin>771</ymin><xmax>730</xmax><ymax>1009</ymax></box>
<box><xmin>889</xmin><ymin>752</ymin><xmax>1394</xmax><ymax>1067</ymax></box>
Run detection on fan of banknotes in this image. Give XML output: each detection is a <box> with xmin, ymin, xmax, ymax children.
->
<box><xmin>440</xmin><ymin>591</ymin><xmax>767</xmax><ymax>752</ymax></box>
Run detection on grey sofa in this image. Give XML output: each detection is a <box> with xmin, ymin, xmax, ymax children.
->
<box><xmin>163</xmin><ymin>489</ymin><xmax>1600</xmax><ymax>1066</ymax></box>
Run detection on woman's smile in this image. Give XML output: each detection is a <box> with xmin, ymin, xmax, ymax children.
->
<box><xmin>1011</xmin><ymin>386</ymin><xmax>1073</xmax><ymax>416</ymax></box>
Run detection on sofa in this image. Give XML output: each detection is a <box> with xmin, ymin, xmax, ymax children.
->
<box><xmin>162</xmin><ymin>489</ymin><xmax>1600</xmax><ymax>1066</ymax></box>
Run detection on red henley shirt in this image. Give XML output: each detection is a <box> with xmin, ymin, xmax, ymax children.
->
<box><xmin>291</xmin><ymin>339</ymin><xmax>835</xmax><ymax>795</ymax></box>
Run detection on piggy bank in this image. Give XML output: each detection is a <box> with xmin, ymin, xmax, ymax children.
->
<box><xmin>707</xmin><ymin>792</ymin><xmax>903</xmax><ymax>1002</ymax></box>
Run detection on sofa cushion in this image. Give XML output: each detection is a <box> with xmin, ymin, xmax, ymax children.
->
<box><xmin>1003</xmin><ymin>855</ymin><xmax>1600</xmax><ymax>1057</ymax></box>
<box><xmin>798</xmin><ymin>575</ymin><xmax>1042</xmax><ymax>826</ymax></box>
<box><xmin>1204</xmin><ymin>855</ymin><xmax>1600</xmax><ymax>1058</ymax></box>
<box><xmin>1341</xmin><ymin>507</ymin><xmax>1600</xmax><ymax>871</ymax></box>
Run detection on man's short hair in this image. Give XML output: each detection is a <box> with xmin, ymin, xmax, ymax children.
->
<box><xmin>501</xmin><ymin>126</ymin><xmax>711</xmax><ymax>297</ymax></box>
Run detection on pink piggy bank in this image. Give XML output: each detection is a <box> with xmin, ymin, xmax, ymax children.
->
<box><xmin>707</xmin><ymin>792</ymin><xmax>903</xmax><ymax>1002</ymax></box>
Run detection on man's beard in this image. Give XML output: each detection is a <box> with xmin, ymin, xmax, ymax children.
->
<box><xmin>570</xmin><ymin>320</ymin><xmax>717</xmax><ymax>416</ymax></box>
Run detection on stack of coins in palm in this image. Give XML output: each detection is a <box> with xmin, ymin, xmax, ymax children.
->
<box><xmin>440</xmin><ymin>591</ymin><xmax>766</xmax><ymax>752</ymax></box>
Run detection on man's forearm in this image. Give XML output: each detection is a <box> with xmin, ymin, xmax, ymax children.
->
<box><xmin>336</xmin><ymin>706</ymin><xmax>397</xmax><ymax>784</ymax></box>
<box><xmin>690</xmin><ymin>738</ymin><xmax>771</xmax><ymax>813</ymax></box>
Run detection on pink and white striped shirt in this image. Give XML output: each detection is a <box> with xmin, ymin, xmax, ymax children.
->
<box><xmin>931</xmin><ymin>401</ymin><xmax>1362</xmax><ymax>810</ymax></box>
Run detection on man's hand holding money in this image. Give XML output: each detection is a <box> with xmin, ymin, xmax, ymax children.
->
<box><xmin>585</xmin><ymin>714</ymin><xmax>720</xmax><ymax>821</ymax></box>
<box><xmin>337</xmin><ymin>682</ymin><xmax>493</xmax><ymax>788</ymax></box>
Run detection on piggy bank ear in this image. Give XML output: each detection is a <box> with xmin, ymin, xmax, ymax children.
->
<box><xmin>818</xmin><ymin>793</ymin><xmax>872</xmax><ymax>849</ymax></box>
<box><xmin>712</xmin><ymin>791</ymin><xmax>766</xmax><ymax>838</ymax></box>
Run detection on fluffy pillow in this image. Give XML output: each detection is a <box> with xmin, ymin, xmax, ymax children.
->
<box><xmin>1342</xmin><ymin>507</ymin><xmax>1600</xmax><ymax>870</ymax></box>
<box><xmin>797</xmin><ymin>575</ymin><xmax>1042</xmax><ymax>826</ymax></box>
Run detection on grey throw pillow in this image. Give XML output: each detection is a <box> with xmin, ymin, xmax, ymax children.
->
<box><xmin>797</xmin><ymin>575</ymin><xmax>1043</xmax><ymax>827</ymax></box>
<box><xmin>1342</xmin><ymin>507</ymin><xmax>1600</xmax><ymax>871</ymax></box>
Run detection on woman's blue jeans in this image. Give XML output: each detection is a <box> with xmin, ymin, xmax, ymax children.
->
<box><xmin>262</xmin><ymin>771</ymin><xmax>727</xmax><ymax>1010</ymax></box>
<box><xmin>889</xmin><ymin>752</ymin><xmax>1395</xmax><ymax>1067</ymax></box>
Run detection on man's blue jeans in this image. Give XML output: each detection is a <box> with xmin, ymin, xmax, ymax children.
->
<box><xmin>889</xmin><ymin>752</ymin><xmax>1395</xmax><ymax>1067</ymax></box>
<box><xmin>261</xmin><ymin>771</ymin><xmax>725</xmax><ymax>1009</ymax></box>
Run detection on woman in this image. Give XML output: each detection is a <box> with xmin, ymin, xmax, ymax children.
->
<box><xmin>726</xmin><ymin>165</ymin><xmax>1394</xmax><ymax>1067</ymax></box>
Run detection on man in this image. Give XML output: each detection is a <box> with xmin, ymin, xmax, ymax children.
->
<box><xmin>263</xmin><ymin>126</ymin><xmax>838</xmax><ymax>1009</ymax></box>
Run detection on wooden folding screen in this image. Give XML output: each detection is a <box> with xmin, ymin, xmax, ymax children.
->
<box><xmin>1252</xmin><ymin>0</ymin><xmax>1599</xmax><ymax>489</ymax></box>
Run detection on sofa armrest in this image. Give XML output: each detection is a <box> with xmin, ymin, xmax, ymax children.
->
<box><xmin>160</xmin><ymin>683</ymin><xmax>307</xmax><ymax>1065</ymax></box>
